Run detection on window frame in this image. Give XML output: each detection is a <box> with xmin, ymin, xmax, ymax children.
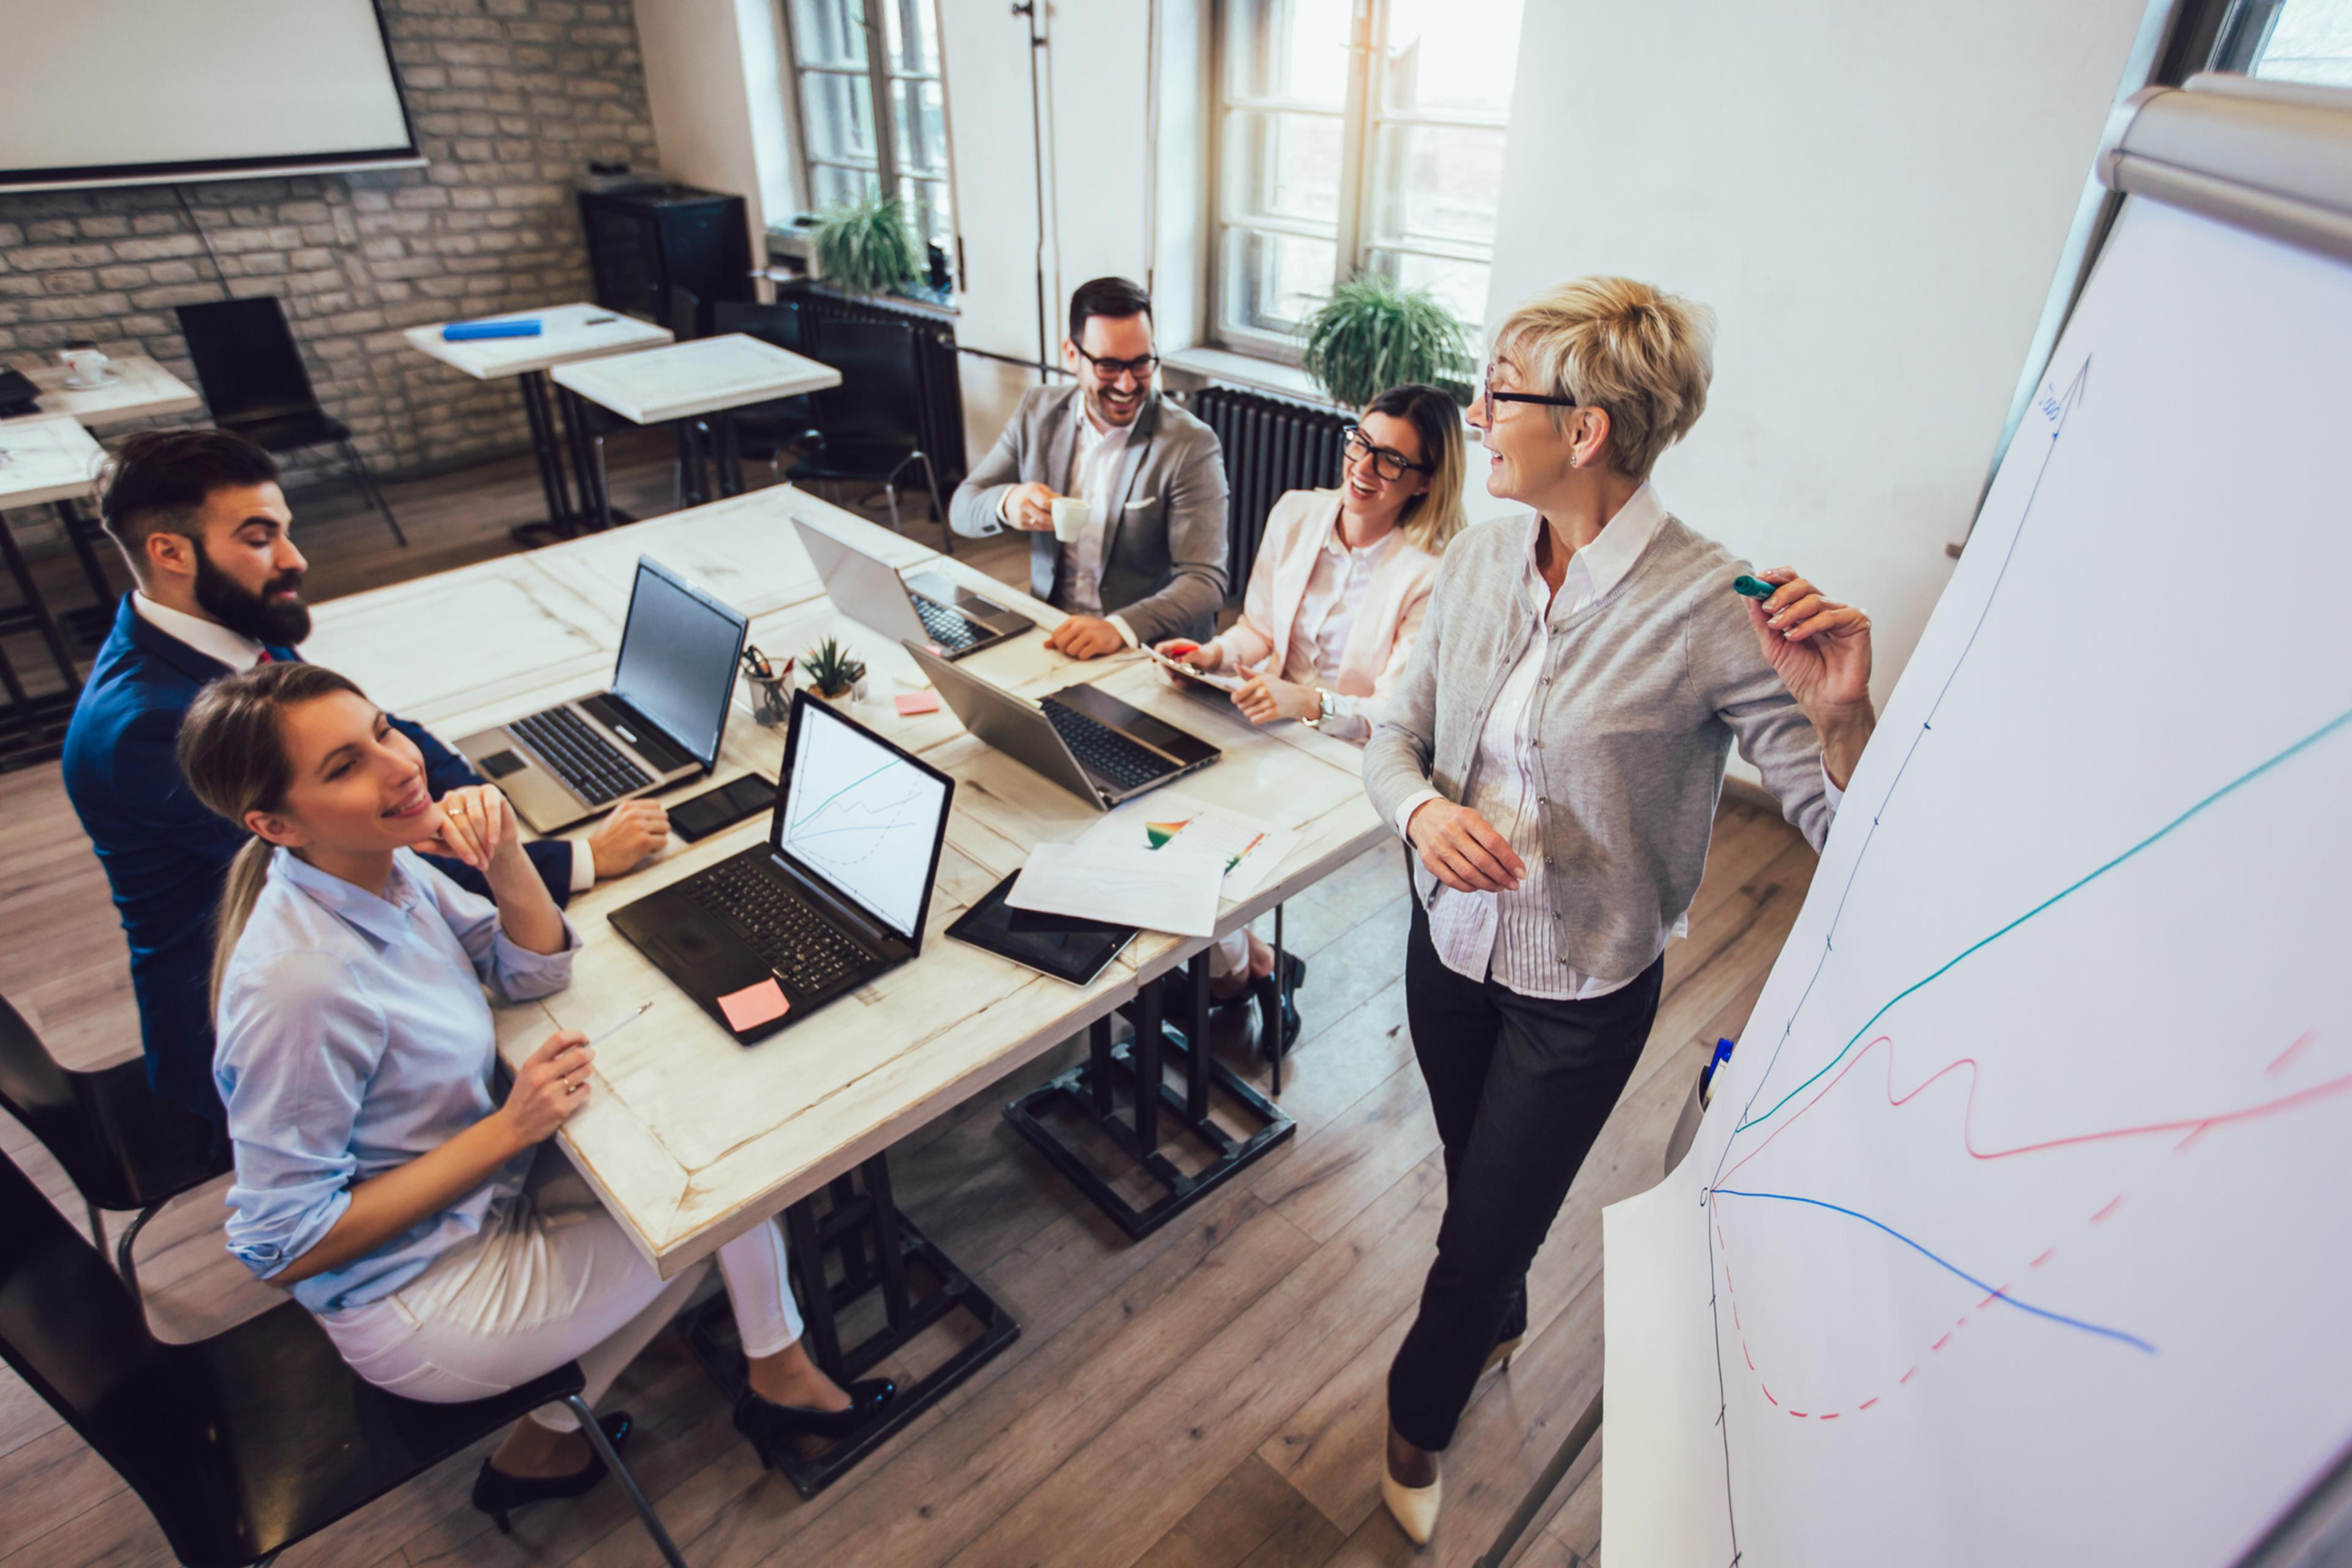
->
<box><xmin>1207</xmin><ymin>0</ymin><xmax>1513</xmax><ymax>361</ymax></box>
<box><xmin>777</xmin><ymin>0</ymin><xmax>962</xmax><ymax>291</ymax></box>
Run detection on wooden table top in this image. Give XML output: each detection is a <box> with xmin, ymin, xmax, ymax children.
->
<box><xmin>401</xmin><ymin>301</ymin><xmax>674</xmax><ymax>380</ymax></box>
<box><xmin>549</xmin><ymin>334</ymin><xmax>842</xmax><ymax>424</ymax></box>
<box><xmin>306</xmin><ymin>488</ymin><xmax>1385</xmax><ymax>1275</ymax></box>
<box><xmin>0</xmin><ymin>354</ymin><xmax>202</xmax><ymax>429</ymax></box>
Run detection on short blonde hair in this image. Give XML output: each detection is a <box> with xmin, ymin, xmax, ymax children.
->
<box><xmin>1490</xmin><ymin>277</ymin><xmax>1716</xmax><ymax>478</ymax></box>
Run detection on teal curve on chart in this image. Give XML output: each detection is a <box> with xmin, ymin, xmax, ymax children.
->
<box><xmin>790</xmin><ymin>758</ymin><xmax>900</xmax><ymax>829</ymax></box>
<box><xmin>1728</xmin><ymin>699</ymin><xmax>2352</xmax><ymax>1142</ymax></box>
<box><xmin>1709</xmin><ymin>1188</ymin><xmax>2157</xmax><ymax>1354</ymax></box>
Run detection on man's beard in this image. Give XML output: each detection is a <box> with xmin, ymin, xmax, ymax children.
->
<box><xmin>192</xmin><ymin>541</ymin><xmax>311</xmax><ymax>647</ymax></box>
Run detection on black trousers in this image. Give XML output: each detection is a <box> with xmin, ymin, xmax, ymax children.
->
<box><xmin>1386</xmin><ymin>899</ymin><xmax>1664</xmax><ymax>1452</ymax></box>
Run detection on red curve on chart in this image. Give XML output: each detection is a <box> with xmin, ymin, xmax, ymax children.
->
<box><xmin>1718</xmin><ymin>1030</ymin><xmax>2348</xmax><ymax>1190</ymax></box>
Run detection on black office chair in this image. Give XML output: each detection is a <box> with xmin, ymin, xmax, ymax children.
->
<box><xmin>0</xmin><ymin>990</ymin><xmax>226</xmax><ymax>1317</ymax></box>
<box><xmin>668</xmin><ymin>284</ymin><xmax>705</xmax><ymax>343</ymax></box>
<box><xmin>173</xmin><ymin>297</ymin><xmax>407</xmax><ymax>547</ymax></box>
<box><xmin>787</xmin><ymin>315</ymin><xmax>951</xmax><ymax>548</ymax></box>
<box><xmin>710</xmin><ymin>298</ymin><xmax>821</xmax><ymax>480</ymax></box>
<box><xmin>0</xmin><ymin>1149</ymin><xmax>688</xmax><ymax>1568</ymax></box>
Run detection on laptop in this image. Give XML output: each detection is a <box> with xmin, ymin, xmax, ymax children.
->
<box><xmin>792</xmin><ymin>515</ymin><xmax>1033</xmax><ymax>657</ymax></box>
<box><xmin>609</xmin><ymin>692</ymin><xmax>955</xmax><ymax>1042</ymax></box>
<box><xmin>455</xmin><ymin>557</ymin><xmax>747</xmax><ymax>833</ymax></box>
<box><xmin>903</xmin><ymin>640</ymin><xmax>1219</xmax><ymax>810</ymax></box>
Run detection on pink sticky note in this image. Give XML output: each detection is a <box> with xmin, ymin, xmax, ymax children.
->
<box><xmin>895</xmin><ymin>691</ymin><xmax>941</xmax><ymax>716</ymax></box>
<box><xmin>717</xmin><ymin>978</ymin><xmax>789</xmax><ymax>1032</ymax></box>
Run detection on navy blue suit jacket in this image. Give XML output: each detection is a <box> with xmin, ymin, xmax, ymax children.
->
<box><xmin>60</xmin><ymin>597</ymin><xmax>575</xmax><ymax>1120</ymax></box>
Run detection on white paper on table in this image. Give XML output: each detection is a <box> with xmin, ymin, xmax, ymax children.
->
<box><xmin>1074</xmin><ymin>790</ymin><xmax>1298</xmax><ymax>903</ymax></box>
<box><xmin>1005</xmin><ymin>842</ymin><xmax>1224</xmax><ymax>937</ymax></box>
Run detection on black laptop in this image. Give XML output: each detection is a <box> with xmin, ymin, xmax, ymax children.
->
<box><xmin>609</xmin><ymin>692</ymin><xmax>955</xmax><ymax>1043</ymax></box>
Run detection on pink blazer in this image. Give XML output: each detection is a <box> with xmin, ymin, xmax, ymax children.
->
<box><xmin>1209</xmin><ymin>489</ymin><xmax>1443</xmax><ymax>739</ymax></box>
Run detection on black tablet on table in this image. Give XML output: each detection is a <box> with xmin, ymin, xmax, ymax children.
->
<box><xmin>946</xmin><ymin>870</ymin><xmax>1135</xmax><ymax>985</ymax></box>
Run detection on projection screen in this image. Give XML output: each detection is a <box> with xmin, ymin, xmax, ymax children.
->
<box><xmin>0</xmin><ymin>0</ymin><xmax>421</xmax><ymax>192</ymax></box>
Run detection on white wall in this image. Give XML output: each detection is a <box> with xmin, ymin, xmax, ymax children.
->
<box><xmin>1485</xmin><ymin>0</ymin><xmax>2154</xmax><ymax>704</ymax></box>
<box><xmin>635</xmin><ymin>0</ymin><xmax>794</xmax><ymax>253</ymax></box>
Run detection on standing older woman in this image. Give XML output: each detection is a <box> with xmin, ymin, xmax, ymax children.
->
<box><xmin>1155</xmin><ymin>382</ymin><xmax>1468</xmax><ymax>1039</ymax></box>
<box><xmin>1362</xmin><ymin>278</ymin><xmax>1877</xmax><ymax>1544</ymax></box>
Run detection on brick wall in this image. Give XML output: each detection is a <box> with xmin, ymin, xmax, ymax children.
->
<box><xmin>0</xmin><ymin>0</ymin><xmax>660</xmax><ymax>501</ymax></box>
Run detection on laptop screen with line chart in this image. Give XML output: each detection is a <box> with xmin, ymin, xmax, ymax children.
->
<box><xmin>775</xmin><ymin>698</ymin><xmax>951</xmax><ymax>941</ymax></box>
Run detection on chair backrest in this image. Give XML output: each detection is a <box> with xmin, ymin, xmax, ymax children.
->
<box><xmin>0</xmin><ymin>1150</ymin><xmax>227</xmax><ymax>1559</ymax></box>
<box><xmin>711</xmin><ymin>298</ymin><xmax>809</xmax><ymax>355</ymax></box>
<box><xmin>668</xmin><ymin>284</ymin><xmax>704</xmax><ymax>342</ymax></box>
<box><xmin>0</xmin><ymin>993</ymin><xmax>116</xmax><ymax>1205</ymax></box>
<box><xmin>808</xmin><ymin>316</ymin><xmax>926</xmax><ymax>448</ymax></box>
<box><xmin>173</xmin><ymin>296</ymin><xmax>322</xmax><ymax>426</ymax></box>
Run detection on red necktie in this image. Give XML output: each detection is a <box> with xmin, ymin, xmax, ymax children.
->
<box><xmin>255</xmin><ymin>649</ymin><xmax>276</xmax><ymax>665</ymax></box>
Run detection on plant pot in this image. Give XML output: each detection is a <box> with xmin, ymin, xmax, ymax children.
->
<box><xmin>807</xmin><ymin>674</ymin><xmax>869</xmax><ymax>706</ymax></box>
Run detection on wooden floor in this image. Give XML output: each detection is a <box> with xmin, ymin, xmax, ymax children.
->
<box><xmin>0</xmin><ymin>440</ymin><xmax>1818</xmax><ymax>1568</ymax></box>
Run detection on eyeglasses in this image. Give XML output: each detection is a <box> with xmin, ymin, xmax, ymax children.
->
<box><xmin>1479</xmin><ymin>363</ymin><xmax>1578</xmax><ymax>421</ymax></box>
<box><xmin>1072</xmin><ymin>344</ymin><xmax>1160</xmax><ymax>383</ymax></box>
<box><xmin>1342</xmin><ymin>426</ymin><xmax>1431</xmax><ymax>481</ymax></box>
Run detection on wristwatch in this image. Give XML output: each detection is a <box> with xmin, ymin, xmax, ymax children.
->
<box><xmin>1306</xmin><ymin>688</ymin><xmax>1338</xmax><ymax>729</ymax></box>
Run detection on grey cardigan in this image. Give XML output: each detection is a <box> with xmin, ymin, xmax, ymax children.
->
<box><xmin>948</xmin><ymin>385</ymin><xmax>1230</xmax><ymax>644</ymax></box>
<box><xmin>1363</xmin><ymin>511</ymin><xmax>1836</xmax><ymax>983</ymax></box>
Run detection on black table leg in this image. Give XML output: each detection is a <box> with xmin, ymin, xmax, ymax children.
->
<box><xmin>509</xmin><ymin>371</ymin><xmax>578</xmax><ymax>548</ymax></box>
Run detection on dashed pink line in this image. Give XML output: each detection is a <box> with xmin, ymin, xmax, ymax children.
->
<box><xmin>2090</xmin><ymin>1194</ymin><xmax>2126</xmax><ymax>1224</ymax></box>
<box><xmin>1819</xmin><ymin>1412</ymin><xmax>1840</xmax><ymax>1420</ymax></box>
<box><xmin>2269</xmin><ymin>1029</ymin><xmax>2320</xmax><ymax>1076</ymax></box>
<box><xmin>1900</xmin><ymin>1366</ymin><xmax>1918</xmax><ymax>1385</ymax></box>
<box><xmin>1857</xmin><ymin>1397</ymin><xmax>1879</xmax><ymax>1412</ymax></box>
<box><xmin>1931</xmin><ymin>1332</ymin><xmax>1953</xmax><ymax>1352</ymax></box>
<box><xmin>2029</xmin><ymin>1248</ymin><xmax>2056</xmax><ymax>1269</ymax></box>
<box><xmin>1788</xmin><ymin>1408</ymin><xmax>1809</xmax><ymax>1419</ymax></box>
<box><xmin>1762</xmin><ymin>1384</ymin><xmax>1778</xmax><ymax>1406</ymax></box>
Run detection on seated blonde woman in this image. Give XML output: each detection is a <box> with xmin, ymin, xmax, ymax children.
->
<box><xmin>1155</xmin><ymin>382</ymin><xmax>1468</xmax><ymax>1038</ymax></box>
<box><xmin>180</xmin><ymin>662</ymin><xmax>893</xmax><ymax>1532</ymax></box>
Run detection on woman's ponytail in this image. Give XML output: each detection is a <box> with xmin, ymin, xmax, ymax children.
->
<box><xmin>210</xmin><ymin>837</ymin><xmax>276</xmax><ymax>1014</ymax></box>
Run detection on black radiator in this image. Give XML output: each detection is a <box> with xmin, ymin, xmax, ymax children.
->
<box><xmin>786</xmin><ymin>288</ymin><xmax>968</xmax><ymax>489</ymax></box>
<box><xmin>1186</xmin><ymin>385</ymin><xmax>1351</xmax><ymax>599</ymax></box>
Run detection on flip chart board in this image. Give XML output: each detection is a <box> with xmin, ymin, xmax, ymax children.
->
<box><xmin>1602</xmin><ymin>83</ymin><xmax>2352</xmax><ymax>1566</ymax></box>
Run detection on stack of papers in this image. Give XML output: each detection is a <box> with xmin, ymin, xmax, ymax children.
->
<box><xmin>1075</xmin><ymin>791</ymin><xmax>1297</xmax><ymax>902</ymax></box>
<box><xmin>1005</xmin><ymin>843</ymin><xmax>1226</xmax><ymax>937</ymax></box>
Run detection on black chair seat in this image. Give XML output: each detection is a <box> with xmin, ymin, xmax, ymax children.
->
<box><xmin>1</xmin><ymin>994</ymin><xmax>225</xmax><ymax>1216</ymax></box>
<box><xmin>224</xmin><ymin>410</ymin><xmax>353</xmax><ymax>454</ymax></box>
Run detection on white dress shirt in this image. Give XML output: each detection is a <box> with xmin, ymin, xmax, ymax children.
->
<box><xmin>1396</xmin><ymin>488</ymin><xmax>1844</xmax><ymax>1000</ymax></box>
<box><xmin>133</xmin><ymin>594</ymin><xmax>596</xmax><ymax>892</ymax></box>
<box><xmin>1255</xmin><ymin>526</ymin><xmax>1389</xmax><ymax>744</ymax></box>
<box><xmin>1000</xmin><ymin>405</ymin><xmax>1142</xmax><ymax>645</ymax></box>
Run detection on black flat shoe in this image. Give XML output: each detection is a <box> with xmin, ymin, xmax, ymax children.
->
<box><xmin>733</xmin><ymin>1378</ymin><xmax>898</xmax><ymax>1466</ymax></box>
<box><xmin>471</xmin><ymin>1411</ymin><xmax>632</xmax><ymax>1532</ymax></box>
<box><xmin>1251</xmin><ymin>972</ymin><xmax>1303</xmax><ymax>1061</ymax></box>
<box><xmin>1156</xmin><ymin>952</ymin><xmax>1308</xmax><ymax>1020</ymax></box>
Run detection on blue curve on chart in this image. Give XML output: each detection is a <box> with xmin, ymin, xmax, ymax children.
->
<box><xmin>793</xmin><ymin>759</ymin><xmax>900</xmax><ymax>828</ymax></box>
<box><xmin>1711</xmin><ymin>1188</ymin><xmax>2157</xmax><ymax>1354</ymax></box>
<box><xmin>1732</xmin><ymin>700</ymin><xmax>2352</xmax><ymax>1139</ymax></box>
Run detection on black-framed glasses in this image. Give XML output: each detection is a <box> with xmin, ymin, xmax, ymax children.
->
<box><xmin>1072</xmin><ymin>344</ymin><xmax>1160</xmax><ymax>382</ymax></box>
<box><xmin>1480</xmin><ymin>363</ymin><xmax>1579</xmax><ymax>420</ymax></box>
<box><xmin>1342</xmin><ymin>425</ymin><xmax>1432</xmax><ymax>481</ymax></box>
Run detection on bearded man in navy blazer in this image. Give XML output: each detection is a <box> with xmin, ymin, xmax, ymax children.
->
<box><xmin>61</xmin><ymin>429</ymin><xmax>671</xmax><ymax>1121</ymax></box>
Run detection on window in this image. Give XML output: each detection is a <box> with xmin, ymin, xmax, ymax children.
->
<box><xmin>1213</xmin><ymin>0</ymin><xmax>1523</xmax><ymax>355</ymax></box>
<box><xmin>782</xmin><ymin>0</ymin><xmax>956</xmax><ymax>274</ymax></box>
<box><xmin>2212</xmin><ymin>0</ymin><xmax>2352</xmax><ymax>85</ymax></box>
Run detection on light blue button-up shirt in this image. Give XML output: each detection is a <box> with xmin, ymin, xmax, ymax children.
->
<box><xmin>213</xmin><ymin>846</ymin><xmax>578</xmax><ymax>1315</ymax></box>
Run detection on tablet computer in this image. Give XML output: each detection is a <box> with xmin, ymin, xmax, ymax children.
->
<box><xmin>946</xmin><ymin>870</ymin><xmax>1135</xmax><ymax>985</ymax></box>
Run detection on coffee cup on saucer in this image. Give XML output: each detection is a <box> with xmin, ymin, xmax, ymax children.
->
<box><xmin>1050</xmin><ymin>496</ymin><xmax>1090</xmax><ymax>543</ymax></box>
<box><xmin>59</xmin><ymin>342</ymin><xmax>111</xmax><ymax>390</ymax></box>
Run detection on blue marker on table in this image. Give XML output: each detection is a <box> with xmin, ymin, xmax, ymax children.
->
<box><xmin>442</xmin><ymin>318</ymin><xmax>543</xmax><ymax>341</ymax></box>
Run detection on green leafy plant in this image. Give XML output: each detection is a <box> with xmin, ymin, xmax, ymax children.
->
<box><xmin>802</xmin><ymin>636</ymin><xmax>867</xmax><ymax>699</ymax></box>
<box><xmin>1298</xmin><ymin>272</ymin><xmax>1475</xmax><ymax>410</ymax></box>
<box><xmin>812</xmin><ymin>191</ymin><xmax>924</xmax><ymax>298</ymax></box>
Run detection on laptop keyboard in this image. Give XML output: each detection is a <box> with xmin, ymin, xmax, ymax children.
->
<box><xmin>511</xmin><ymin>707</ymin><xmax>655</xmax><ymax>805</ymax></box>
<box><xmin>1041</xmin><ymin>699</ymin><xmax>1170</xmax><ymax>793</ymax></box>
<box><xmin>685</xmin><ymin>860</ymin><xmax>870</xmax><ymax>996</ymax></box>
<box><xmin>913</xmin><ymin>596</ymin><xmax>984</xmax><ymax>652</ymax></box>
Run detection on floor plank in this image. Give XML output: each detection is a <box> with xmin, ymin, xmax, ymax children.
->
<box><xmin>0</xmin><ymin>435</ymin><xmax>1815</xmax><ymax>1566</ymax></box>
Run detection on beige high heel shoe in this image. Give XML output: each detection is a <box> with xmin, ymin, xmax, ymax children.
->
<box><xmin>1382</xmin><ymin>1460</ymin><xmax>1442</xmax><ymax>1547</ymax></box>
<box><xmin>1481</xmin><ymin>1334</ymin><xmax>1525</xmax><ymax>1378</ymax></box>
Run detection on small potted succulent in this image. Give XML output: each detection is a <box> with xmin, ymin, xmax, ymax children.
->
<box><xmin>802</xmin><ymin>636</ymin><xmax>868</xmax><ymax>704</ymax></box>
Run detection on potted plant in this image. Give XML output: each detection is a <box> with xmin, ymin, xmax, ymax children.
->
<box><xmin>812</xmin><ymin>191</ymin><xmax>924</xmax><ymax>300</ymax></box>
<box><xmin>802</xmin><ymin>636</ymin><xmax>868</xmax><ymax>704</ymax></box>
<box><xmin>1298</xmin><ymin>272</ymin><xmax>1475</xmax><ymax>410</ymax></box>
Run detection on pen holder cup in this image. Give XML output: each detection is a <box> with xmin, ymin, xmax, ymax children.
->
<box><xmin>743</xmin><ymin>668</ymin><xmax>793</xmax><ymax>728</ymax></box>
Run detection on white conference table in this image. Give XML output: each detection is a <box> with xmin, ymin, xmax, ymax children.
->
<box><xmin>0</xmin><ymin>353</ymin><xmax>202</xmax><ymax>429</ymax></box>
<box><xmin>304</xmin><ymin>482</ymin><xmax>1383</xmax><ymax>1277</ymax></box>
<box><xmin>403</xmin><ymin>302</ymin><xmax>674</xmax><ymax>543</ymax></box>
<box><xmin>0</xmin><ymin>415</ymin><xmax>111</xmax><ymax>733</ymax></box>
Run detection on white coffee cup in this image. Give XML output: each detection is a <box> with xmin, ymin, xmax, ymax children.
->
<box><xmin>1050</xmin><ymin>496</ymin><xmax>1090</xmax><ymax>543</ymax></box>
<box><xmin>60</xmin><ymin>346</ymin><xmax>110</xmax><ymax>389</ymax></box>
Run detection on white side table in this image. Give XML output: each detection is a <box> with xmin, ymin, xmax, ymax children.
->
<box><xmin>0</xmin><ymin>417</ymin><xmax>110</xmax><ymax>759</ymax></box>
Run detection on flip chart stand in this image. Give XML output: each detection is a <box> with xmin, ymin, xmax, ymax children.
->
<box><xmin>683</xmin><ymin>1152</ymin><xmax>1019</xmax><ymax>1498</ymax></box>
<box><xmin>1003</xmin><ymin>944</ymin><xmax>1295</xmax><ymax>1240</ymax></box>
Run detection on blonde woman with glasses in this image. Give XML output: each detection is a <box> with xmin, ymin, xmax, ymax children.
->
<box><xmin>1361</xmin><ymin>279</ymin><xmax>1877</xmax><ymax>1544</ymax></box>
<box><xmin>1155</xmin><ymin>382</ymin><xmax>1468</xmax><ymax>1038</ymax></box>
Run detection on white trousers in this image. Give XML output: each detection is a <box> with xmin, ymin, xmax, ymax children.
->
<box><xmin>1208</xmin><ymin>928</ymin><xmax>1250</xmax><ymax>979</ymax></box>
<box><xmin>320</xmin><ymin>1156</ymin><xmax>803</xmax><ymax>1432</ymax></box>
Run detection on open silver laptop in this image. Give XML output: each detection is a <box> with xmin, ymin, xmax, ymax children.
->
<box><xmin>456</xmin><ymin>557</ymin><xmax>748</xmax><ymax>832</ymax></box>
<box><xmin>904</xmin><ymin>641</ymin><xmax>1218</xmax><ymax>810</ymax></box>
<box><xmin>792</xmin><ymin>516</ymin><xmax>1031</xmax><ymax>658</ymax></box>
